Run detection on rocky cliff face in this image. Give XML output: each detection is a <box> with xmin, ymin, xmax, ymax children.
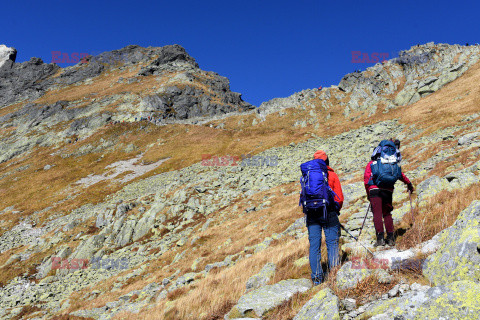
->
<box><xmin>0</xmin><ymin>42</ymin><xmax>479</xmax><ymax>320</ymax></box>
<box><xmin>0</xmin><ymin>44</ymin><xmax>254</xmax><ymax>165</ymax></box>
<box><xmin>0</xmin><ymin>44</ymin><xmax>17</xmax><ymax>69</ymax></box>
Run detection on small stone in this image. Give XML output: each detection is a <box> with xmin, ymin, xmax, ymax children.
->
<box><xmin>388</xmin><ymin>284</ymin><xmax>399</xmax><ymax>298</ymax></box>
<box><xmin>398</xmin><ymin>283</ymin><xmax>410</xmax><ymax>294</ymax></box>
<box><xmin>176</xmin><ymin>237</ymin><xmax>187</xmax><ymax>247</ymax></box>
<box><xmin>341</xmin><ymin>298</ymin><xmax>357</xmax><ymax>312</ymax></box>
<box><xmin>194</xmin><ymin>186</ymin><xmax>207</xmax><ymax>193</ymax></box>
<box><xmin>410</xmin><ymin>282</ymin><xmax>422</xmax><ymax>291</ymax></box>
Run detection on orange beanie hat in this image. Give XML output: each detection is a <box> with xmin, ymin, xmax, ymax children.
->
<box><xmin>313</xmin><ymin>150</ymin><xmax>327</xmax><ymax>161</ymax></box>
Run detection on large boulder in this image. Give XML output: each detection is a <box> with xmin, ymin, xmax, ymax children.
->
<box><xmin>115</xmin><ymin>219</ymin><xmax>137</xmax><ymax>247</ymax></box>
<box><xmin>132</xmin><ymin>202</ymin><xmax>164</xmax><ymax>241</ymax></box>
<box><xmin>444</xmin><ymin>170</ymin><xmax>479</xmax><ymax>191</ymax></box>
<box><xmin>423</xmin><ymin>200</ymin><xmax>480</xmax><ymax>285</ymax></box>
<box><xmin>293</xmin><ymin>288</ymin><xmax>340</xmax><ymax>320</ymax></box>
<box><xmin>245</xmin><ymin>262</ymin><xmax>276</xmax><ymax>292</ymax></box>
<box><xmin>413</xmin><ymin>280</ymin><xmax>480</xmax><ymax>319</ymax></box>
<box><xmin>70</xmin><ymin>235</ymin><xmax>106</xmax><ymax>260</ymax></box>
<box><xmin>226</xmin><ymin>279</ymin><xmax>312</xmax><ymax>318</ymax></box>
<box><xmin>458</xmin><ymin>132</ymin><xmax>480</xmax><ymax>145</ymax></box>
<box><xmin>394</xmin><ymin>87</ymin><xmax>417</xmax><ymax>106</ymax></box>
<box><xmin>416</xmin><ymin>175</ymin><xmax>449</xmax><ymax>201</ymax></box>
<box><xmin>0</xmin><ymin>44</ymin><xmax>16</xmax><ymax>69</ymax></box>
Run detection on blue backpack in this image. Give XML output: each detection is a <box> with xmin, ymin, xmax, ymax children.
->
<box><xmin>299</xmin><ymin>159</ymin><xmax>336</xmax><ymax>217</ymax></box>
<box><xmin>371</xmin><ymin>140</ymin><xmax>402</xmax><ymax>188</ymax></box>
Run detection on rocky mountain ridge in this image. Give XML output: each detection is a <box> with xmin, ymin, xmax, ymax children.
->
<box><xmin>258</xmin><ymin>42</ymin><xmax>480</xmax><ymax>119</ymax></box>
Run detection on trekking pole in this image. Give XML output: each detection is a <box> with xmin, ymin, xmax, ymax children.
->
<box><xmin>357</xmin><ymin>203</ymin><xmax>371</xmax><ymax>240</ymax></box>
<box><xmin>340</xmin><ymin>224</ymin><xmax>375</xmax><ymax>257</ymax></box>
<box><xmin>409</xmin><ymin>190</ymin><xmax>414</xmax><ymax>226</ymax></box>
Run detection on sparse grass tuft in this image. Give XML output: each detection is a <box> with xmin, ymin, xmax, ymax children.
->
<box><xmin>10</xmin><ymin>306</ymin><xmax>43</xmax><ymax>320</ymax></box>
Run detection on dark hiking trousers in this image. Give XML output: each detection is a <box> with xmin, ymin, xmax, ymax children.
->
<box><xmin>369</xmin><ymin>189</ymin><xmax>394</xmax><ymax>234</ymax></box>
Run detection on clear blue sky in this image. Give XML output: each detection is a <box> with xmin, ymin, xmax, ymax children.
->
<box><xmin>3</xmin><ymin>0</ymin><xmax>478</xmax><ymax>106</ymax></box>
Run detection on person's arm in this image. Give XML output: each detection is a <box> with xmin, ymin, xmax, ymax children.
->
<box><xmin>400</xmin><ymin>173</ymin><xmax>414</xmax><ymax>192</ymax></box>
<box><xmin>364</xmin><ymin>162</ymin><xmax>373</xmax><ymax>195</ymax></box>
<box><xmin>333</xmin><ymin>176</ymin><xmax>344</xmax><ymax>211</ymax></box>
<box><xmin>400</xmin><ymin>172</ymin><xmax>411</xmax><ymax>185</ymax></box>
<box><xmin>328</xmin><ymin>171</ymin><xmax>344</xmax><ymax>211</ymax></box>
<box><xmin>299</xmin><ymin>177</ymin><xmax>304</xmax><ymax>206</ymax></box>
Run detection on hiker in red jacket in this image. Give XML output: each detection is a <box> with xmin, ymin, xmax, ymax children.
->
<box><xmin>364</xmin><ymin>141</ymin><xmax>414</xmax><ymax>247</ymax></box>
<box><xmin>301</xmin><ymin>150</ymin><xmax>344</xmax><ymax>285</ymax></box>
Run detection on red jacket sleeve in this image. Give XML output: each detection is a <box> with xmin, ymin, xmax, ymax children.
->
<box><xmin>328</xmin><ymin>170</ymin><xmax>344</xmax><ymax>211</ymax></box>
<box><xmin>400</xmin><ymin>172</ymin><xmax>411</xmax><ymax>185</ymax></box>
<box><xmin>364</xmin><ymin>161</ymin><xmax>373</xmax><ymax>194</ymax></box>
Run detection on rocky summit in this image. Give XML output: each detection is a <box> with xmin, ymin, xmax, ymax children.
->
<box><xmin>0</xmin><ymin>42</ymin><xmax>479</xmax><ymax>320</ymax></box>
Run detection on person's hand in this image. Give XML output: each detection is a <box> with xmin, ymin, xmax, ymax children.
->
<box><xmin>334</xmin><ymin>202</ymin><xmax>341</xmax><ymax>212</ymax></box>
<box><xmin>407</xmin><ymin>183</ymin><xmax>414</xmax><ymax>193</ymax></box>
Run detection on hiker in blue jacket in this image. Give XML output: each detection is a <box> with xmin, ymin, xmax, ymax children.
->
<box><xmin>300</xmin><ymin>150</ymin><xmax>344</xmax><ymax>285</ymax></box>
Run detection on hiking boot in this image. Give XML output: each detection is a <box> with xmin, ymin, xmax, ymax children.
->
<box><xmin>386</xmin><ymin>232</ymin><xmax>395</xmax><ymax>246</ymax></box>
<box><xmin>312</xmin><ymin>278</ymin><xmax>322</xmax><ymax>286</ymax></box>
<box><xmin>374</xmin><ymin>232</ymin><xmax>385</xmax><ymax>247</ymax></box>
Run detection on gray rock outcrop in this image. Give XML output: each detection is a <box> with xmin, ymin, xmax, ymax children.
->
<box><xmin>293</xmin><ymin>288</ymin><xmax>340</xmax><ymax>320</ymax></box>
<box><xmin>245</xmin><ymin>262</ymin><xmax>276</xmax><ymax>292</ymax></box>
<box><xmin>423</xmin><ymin>201</ymin><xmax>480</xmax><ymax>285</ymax></box>
<box><xmin>226</xmin><ymin>278</ymin><xmax>312</xmax><ymax>318</ymax></box>
<box><xmin>0</xmin><ymin>44</ymin><xmax>17</xmax><ymax>70</ymax></box>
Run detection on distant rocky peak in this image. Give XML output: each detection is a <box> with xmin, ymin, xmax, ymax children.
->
<box><xmin>0</xmin><ymin>45</ymin><xmax>17</xmax><ymax>70</ymax></box>
<box><xmin>137</xmin><ymin>44</ymin><xmax>199</xmax><ymax>76</ymax></box>
<box><xmin>78</xmin><ymin>44</ymin><xmax>198</xmax><ymax>69</ymax></box>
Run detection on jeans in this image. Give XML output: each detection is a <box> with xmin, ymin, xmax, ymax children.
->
<box><xmin>306</xmin><ymin>210</ymin><xmax>340</xmax><ymax>283</ymax></box>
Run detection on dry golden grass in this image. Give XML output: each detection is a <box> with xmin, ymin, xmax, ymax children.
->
<box><xmin>9</xmin><ymin>305</ymin><xmax>43</xmax><ymax>320</ymax></box>
<box><xmin>0</xmin><ymin>101</ymin><xmax>26</xmax><ymax>117</ymax></box>
<box><xmin>34</xmin><ymin>67</ymin><xmax>144</xmax><ymax>105</ymax></box>
<box><xmin>392</xmin><ymin>61</ymin><xmax>480</xmax><ymax>132</ymax></box>
<box><xmin>339</xmin><ymin>274</ymin><xmax>397</xmax><ymax>305</ymax></box>
<box><xmin>0</xmin><ymin>245</ymin><xmax>57</xmax><ymax>287</ymax></box>
<box><xmin>145</xmin><ymin>238</ymin><xmax>310</xmax><ymax>320</ymax></box>
<box><xmin>50</xmin><ymin>315</ymin><xmax>95</xmax><ymax>320</ymax></box>
<box><xmin>59</xmin><ymin>183</ymin><xmax>300</xmax><ymax>317</ymax></box>
<box><xmin>391</xmin><ymin>252</ymin><xmax>430</xmax><ymax>286</ymax></box>
<box><xmin>400</xmin><ymin>139</ymin><xmax>457</xmax><ymax>173</ymax></box>
<box><xmin>271</xmin><ymin>240</ymin><xmax>311</xmax><ymax>283</ymax></box>
<box><xmin>396</xmin><ymin>182</ymin><xmax>480</xmax><ymax>250</ymax></box>
<box><xmin>429</xmin><ymin>146</ymin><xmax>480</xmax><ymax>177</ymax></box>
